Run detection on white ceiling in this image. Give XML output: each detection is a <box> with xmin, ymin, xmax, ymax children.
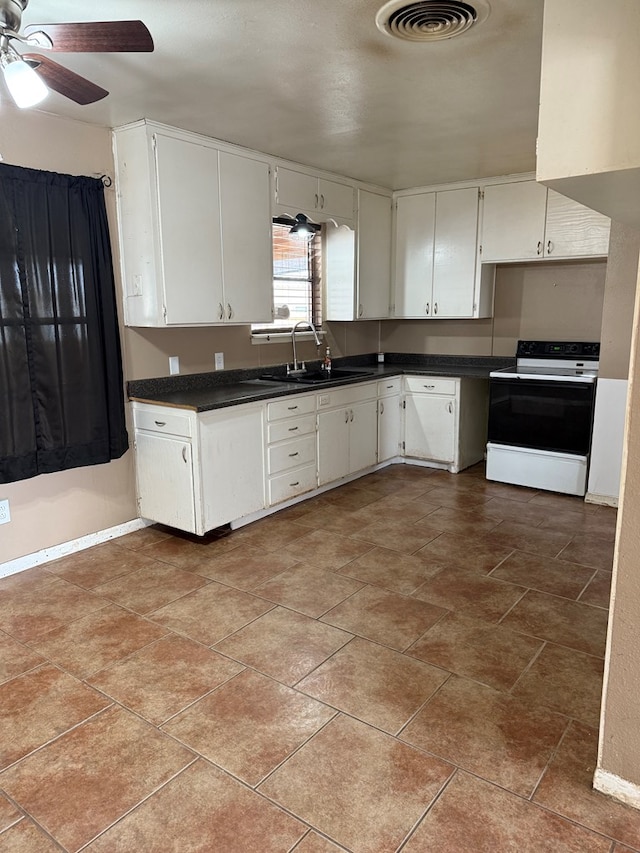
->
<box><xmin>14</xmin><ymin>0</ymin><xmax>545</xmax><ymax>189</ymax></box>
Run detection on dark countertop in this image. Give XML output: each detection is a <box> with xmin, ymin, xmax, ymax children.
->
<box><xmin>128</xmin><ymin>353</ymin><xmax>515</xmax><ymax>413</ymax></box>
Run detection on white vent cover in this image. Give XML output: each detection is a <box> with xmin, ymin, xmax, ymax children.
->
<box><xmin>376</xmin><ymin>0</ymin><xmax>490</xmax><ymax>42</ymax></box>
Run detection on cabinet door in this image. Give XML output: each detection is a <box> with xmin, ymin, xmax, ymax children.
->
<box><xmin>357</xmin><ymin>190</ymin><xmax>392</xmax><ymax>319</ymax></box>
<box><xmin>135</xmin><ymin>432</ymin><xmax>196</xmax><ymax>532</ymax></box>
<box><xmin>219</xmin><ymin>152</ymin><xmax>273</xmax><ymax>323</ymax></box>
<box><xmin>154</xmin><ymin>133</ymin><xmax>224</xmax><ymax>324</ymax></box>
<box><xmin>318</xmin><ymin>408</ymin><xmax>350</xmax><ymax>485</ymax></box>
<box><xmin>349</xmin><ymin>399</ymin><xmax>378</xmax><ymax>474</ymax></box>
<box><xmin>544</xmin><ymin>190</ymin><xmax>611</xmax><ymax>258</ymax></box>
<box><xmin>481</xmin><ymin>181</ymin><xmax>548</xmax><ymax>262</ymax></box>
<box><xmin>378</xmin><ymin>395</ymin><xmax>401</xmax><ymax>462</ymax></box>
<box><xmin>275</xmin><ymin>167</ymin><xmax>318</xmax><ymax>212</ymax></box>
<box><xmin>404</xmin><ymin>394</ymin><xmax>456</xmax><ymax>463</ymax></box>
<box><xmin>200</xmin><ymin>406</ymin><xmax>265</xmax><ymax>531</ymax></box>
<box><xmin>433</xmin><ymin>187</ymin><xmax>479</xmax><ymax>317</ymax></box>
<box><xmin>394</xmin><ymin>193</ymin><xmax>436</xmax><ymax>317</ymax></box>
<box><xmin>319</xmin><ymin>178</ymin><xmax>355</xmax><ymax>220</ymax></box>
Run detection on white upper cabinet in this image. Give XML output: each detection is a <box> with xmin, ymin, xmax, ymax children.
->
<box><xmin>393</xmin><ymin>187</ymin><xmax>490</xmax><ymax>319</ymax></box>
<box><xmin>481</xmin><ymin>180</ymin><xmax>610</xmax><ymax>263</ymax></box>
<box><xmin>274</xmin><ymin>166</ymin><xmax>355</xmax><ymax>222</ymax></box>
<box><xmin>113</xmin><ymin>122</ymin><xmax>273</xmax><ymax>327</ymax></box>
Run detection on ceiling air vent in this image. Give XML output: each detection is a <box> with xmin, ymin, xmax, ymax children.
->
<box><xmin>375</xmin><ymin>0</ymin><xmax>490</xmax><ymax>42</ymax></box>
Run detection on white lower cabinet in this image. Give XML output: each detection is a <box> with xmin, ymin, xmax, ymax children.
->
<box><xmin>317</xmin><ymin>383</ymin><xmax>378</xmax><ymax>486</ymax></box>
<box><xmin>266</xmin><ymin>393</ymin><xmax>318</xmax><ymax>506</ymax></box>
<box><xmin>377</xmin><ymin>378</ymin><xmax>401</xmax><ymax>463</ymax></box>
<box><xmin>132</xmin><ymin>401</ymin><xmax>265</xmax><ymax>536</ymax></box>
<box><xmin>402</xmin><ymin>375</ymin><xmax>489</xmax><ymax>473</ymax></box>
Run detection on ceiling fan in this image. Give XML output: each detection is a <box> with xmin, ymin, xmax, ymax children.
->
<box><xmin>0</xmin><ymin>0</ymin><xmax>153</xmax><ymax>108</ymax></box>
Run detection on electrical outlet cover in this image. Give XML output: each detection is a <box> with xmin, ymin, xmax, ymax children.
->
<box><xmin>215</xmin><ymin>352</ymin><xmax>224</xmax><ymax>370</ymax></box>
<box><xmin>0</xmin><ymin>499</ymin><xmax>10</xmax><ymax>524</ymax></box>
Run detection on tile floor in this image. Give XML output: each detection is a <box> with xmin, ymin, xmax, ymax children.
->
<box><xmin>0</xmin><ymin>463</ymin><xmax>638</xmax><ymax>852</ymax></box>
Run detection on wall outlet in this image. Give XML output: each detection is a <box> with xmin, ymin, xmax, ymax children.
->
<box><xmin>215</xmin><ymin>352</ymin><xmax>224</xmax><ymax>370</ymax></box>
<box><xmin>0</xmin><ymin>499</ymin><xmax>10</xmax><ymax>525</ymax></box>
<box><xmin>169</xmin><ymin>356</ymin><xmax>180</xmax><ymax>375</ymax></box>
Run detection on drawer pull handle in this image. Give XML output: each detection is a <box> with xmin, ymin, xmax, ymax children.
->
<box><xmin>290</xmin><ymin>481</ymin><xmax>300</xmax><ymax>487</ymax></box>
<box><xmin>288</xmin><ymin>426</ymin><xmax>299</xmax><ymax>432</ymax></box>
<box><xmin>386</xmin><ymin>385</ymin><xmax>394</xmax><ymax>389</ymax></box>
<box><xmin>287</xmin><ymin>405</ymin><xmax>298</xmax><ymax>410</ymax></box>
<box><xmin>154</xmin><ymin>420</ymin><xmax>166</xmax><ymax>426</ymax></box>
<box><xmin>424</xmin><ymin>385</ymin><xmax>435</xmax><ymax>389</ymax></box>
<box><xmin>289</xmin><ymin>451</ymin><xmax>299</xmax><ymax>457</ymax></box>
<box><xmin>182</xmin><ymin>446</ymin><xmax>188</xmax><ymax>463</ymax></box>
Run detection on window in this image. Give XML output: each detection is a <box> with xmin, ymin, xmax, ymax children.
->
<box><xmin>252</xmin><ymin>218</ymin><xmax>322</xmax><ymax>337</ymax></box>
<box><xmin>0</xmin><ymin>163</ymin><xmax>128</xmax><ymax>484</ymax></box>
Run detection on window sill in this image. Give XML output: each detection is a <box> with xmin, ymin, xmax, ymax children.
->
<box><xmin>251</xmin><ymin>330</ymin><xmax>326</xmax><ymax>345</ymax></box>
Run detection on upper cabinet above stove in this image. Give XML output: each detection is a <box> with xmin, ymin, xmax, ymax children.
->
<box><xmin>480</xmin><ymin>179</ymin><xmax>611</xmax><ymax>264</ymax></box>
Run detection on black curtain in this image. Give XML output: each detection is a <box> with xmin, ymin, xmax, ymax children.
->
<box><xmin>0</xmin><ymin>163</ymin><xmax>128</xmax><ymax>484</ymax></box>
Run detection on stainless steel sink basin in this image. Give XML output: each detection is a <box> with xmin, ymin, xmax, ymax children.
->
<box><xmin>258</xmin><ymin>368</ymin><xmax>373</xmax><ymax>385</ymax></box>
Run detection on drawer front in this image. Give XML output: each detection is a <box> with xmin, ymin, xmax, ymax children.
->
<box><xmin>133</xmin><ymin>406</ymin><xmax>193</xmax><ymax>437</ymax></box>
<box><xmin>316</xmin><ymin>381</ymin><xmax>377</xmax><ymax>410</ymax></box>
<box><xmin>404</xmin><ymin>376</ymin><xmax>457</xmax><ymax>396</ymax></box>
<box><xmin>269</xmin><ymin>464</ymin><xmax>317</xmax><ymax>506</ymax></box>
<box><xmin>268</xmin><ymin>414</ymin><xmax>316</xmax><ymax>444</ymax></box>
<box><xmin>268</xmin><ymin>394</ymin><xmax>315</xmax><ymax>421</ymax></box>
<box><xmin>268</xmin><ymin>435</ymin><xmax>316</xmax><ymax>475</ymax></box>
<box><xmin>378</xmin><ymin>377</ymin><xmax>401</xmax><ymax>397</ymax></box>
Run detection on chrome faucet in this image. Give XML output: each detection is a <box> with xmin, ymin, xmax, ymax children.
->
<box><xmin>288</xmin><ymin>321</ymin><xmax>321</xmax><ymax>376</ymax></box>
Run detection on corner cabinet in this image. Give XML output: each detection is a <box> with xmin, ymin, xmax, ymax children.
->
<box><xmin>393</xmin><ymin>186</ymin><xmax>494</xmax><ymax>320</ymax></box>
<box><xmin>481</xmin><ymin>180</ymin><xmax>611</xmax><ymax>262</ymax></box>
<box><xmin>113</xmin><ymin>121</ymin><xmax>273</xmax><ymax>327</ymax></box>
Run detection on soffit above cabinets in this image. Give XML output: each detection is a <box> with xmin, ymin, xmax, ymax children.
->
<box><xmin>17</xmin><ymin>0</ymin><xmax>544</xmax><ymax>190</ymax></box>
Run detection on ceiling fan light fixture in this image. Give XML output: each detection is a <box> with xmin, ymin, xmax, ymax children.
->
<box><xmin>1</xmin><ymin>49</ymin><xmax>46</xmax><ymax>107</ymax></box>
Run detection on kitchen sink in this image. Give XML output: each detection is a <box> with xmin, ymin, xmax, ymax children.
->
<box><xmin>258</xmin><ymin>368</ymin><xmax>374</xmax><ymax>385</ymax></box>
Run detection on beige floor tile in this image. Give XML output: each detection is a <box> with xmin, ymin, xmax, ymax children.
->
<box><xmin>293</xmin><ymin>832</ymin><xmax>347</xmax><ymax>852</ymax></box>
<box><xmin>259</xmin><ymin>714</ymin><xmax>453</xmax><ymax>853</ymax></box>
<box><xmin>414</xmin><ymin>505</ymin><xmax>501</xmax><ymax>537</ymax></box>
<box><xmin>297</xmin><ymin>636</ymin><xmax>448</xmax><ymax>734</ymax></box>
<box><xmin>350</xmin><ymin>519</ymin><xmax>442</xmax><ymax>555</ymax></box>
<box><xmin>534</xmin><ymin>721</ymin><xmax>640</xmax><ymax>849</ymax></box>
<box><xmin>0</xmin><ymin>664</ymin><xmax>109</xmax><ymax>770</ymax></box>
<box><xmin>92</xmin><ymin>561</ymin><xmax>208</xmax><ymax>614</ymax></box>
<box><xmin>215</xmin><ymin>607</ymin><xmax>352</xmax><ymax>686</ymax></box>
<box><xmin>414</xmin><ymin>484</ymin><xmax>494</xmax><ymax>511</ymax></box>
<box><xmin>164</xmin><ymin>669</ymin><xmax>335</xmax><ymax>785</ymax></box>
<box><xmin>321</xmin><ymin>585</ymin><xmax>446</xmax><ymax>651</ymax></box>
<box><xmin>28</xmin><ymin>604</ymin><xmax>167</xmax><ymax>678</ymax></box>
<box><xmin>336</xmin><ymin>546</ymin><xmax>443</xmax><ymax>595</ymax></box>
<box><xmin>283</xmin><ymin>529</ymin><xmax>374</xmax><ymax>570</ymax></box>
<box><xmin>292</xmin><ymin>505</ymin><xmax>377</xmax><ymax>536</ymax></box>
<box><xmin>1</xmin><ymin>705</ymin><xmax>194</xmax><ymax>852</ymax></box>
<box><xmin>115</xmin><ymin>525</ymin><xmax>173</xmax><ymax>551</ymax></box>
<box><xmin>400</xmin><ymin>675</ymin><xmax>568</xmax><ymax>797</ymax></box>
<box><xmin>44</xmin><ymin>542</ymin><xmax>159</xmax><ymax>588</ymax></box>
<box><xmin>480</xmin><ymin>496</ymin><xmax>557</xmax><ymax>525</ymax></box>
<box><xmin>88</xmin><ymin>635</ymin><xmax>244</xmax><ymax>725</ymax></box>
<box><xmin>229</xmin><ymin>516</ymin><xmax>312</xmax><ymax>550</ymax></box>
<box><xmin>539</xmin><ymin>507</ymin><xmax>618</xmax><ymax>541</ymax></box>
<box><xmin>0</xmin><ymin>631</ymin><xmax>45</xmax><ymax>685</ymax></box>
<box><xmin>84</xmin><ymin>759</ymin><xmax>306</xmax><ymax>853</ymax></box>
<box><xmin>500</xmin><ymin>590</ymin><xmax>610</xmax><ymax>657</ymax></box>
<box><xmin>148</xmin><ymin>582</ymin><xmax>274</xmax><ymax>645</ymax></box>
<box><xmin>488</xmin><ymin>520</ymin><xmax>573</xmax><ymax>558</ymax></box>
<box><xmin>193</xmin><ymin>544</ymin><xmax>299</xmax><ymax>589</ymax></box>
<box><xmin>403</xmin><ymin>771</ymin><xmax>611</xmax><ymax>852</ymax></box>
<box><xmin>579</xmin><ymin>571</ymin><xmax>613</xmax><ymax>609</ymax></box>
<box><xmin>137</xmin><ymin>535</ymin><xmax>217</xmax><ymax>570</ymax></box>
<box><xmin>407</xmin><ymin>611</ymin><xmax>542</xmax><ymax>691</ymax></box>
<box><xmin>415</xmin><ymin>531</ymin><xmax>514</xmax><ymax>573</ymax></box>
<box><xmin>254</xmin><ymin>563</ymin><xmax>364</xmax><ymax>617</ymax></box>
<box><xmin>0</xmin><ymin>793</ymin><xmax>23</xmax><ymax>832</ymax></box>
<box><xmin>559</xmin><ymin>534</ymin><xmax>616</xmax><ymax>571</ymax></box>
<box><xmin>412</xmin><ymin>565</ymin><xmax>526</xmax><ymax>622</ymax></box>
<box><xmin>490</xmin><ymin>550</ymin><xmax>595</xmax><ymax>599</ymax></box>
<box><xmin>0</xmin><ymin>820</ymin><xmax>62</xmax><ymax>852</ymax></box>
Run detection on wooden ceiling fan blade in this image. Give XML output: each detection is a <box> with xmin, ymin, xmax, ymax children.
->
<box><xmin>23</xmin><ymin>54</ymin><xmax>108</xmax><ymax>105</ymax></box>
<box><xmin>23</xmin><ymin>20</ymin><xmax>154</xmax><ymax>53</ymax></box>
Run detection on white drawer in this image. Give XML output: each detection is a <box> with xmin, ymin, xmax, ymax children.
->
<box><xmin>404</xmin><ymin>376</ymin><xmax>458</xmax><ymax>396</ymax></box>
<box><xmin>378</xmin><ymin>377</ymin><xmax>401</xmax><ymax>397</ymax></box>
<box><xmin>268</xmin><ymin>414</ymin><xmax>316</xmax><ymax>444</ymax></box>
<box><xmin>133</xmin><ymin>406</ymin><xmax>193</xmax><ymax>437</ymax></box>
<box><xmin>268</xmin><ymin>394</ymin><xmax>316</xmax><ymax>421</ymax></box>
<box><xmin>268</xmin><ymin>435</ymin><xmax>316</xmax><ymax>475</ymax></box>
<box><xmin>316</xmin><ymin>381</ymin><xmax>377</xmax><ymax>410</ymax></box>
<box><xmin>269</xmin><ymin>464</ymin><xmax>317</xmax><ymax>506</ymax></box>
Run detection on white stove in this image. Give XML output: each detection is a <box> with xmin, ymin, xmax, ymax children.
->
<box><xmin>486</xmin><ymin>341</ymin><xmax>600</xmax><ymax>496</ymax></box>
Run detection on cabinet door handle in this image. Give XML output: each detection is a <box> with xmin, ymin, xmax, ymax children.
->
<box><xmin>537</xmin><ymin>241</ymin><xmax>543</xmax><ymax>255</ymax></box>
<box><xmin>345</xmin><ymin>410</ymin><xmax>349</xmax><ymax>423</ymax></box>
<box><xmin>288</xmin><ymin>451</ymin><xmax>299</xmax><ymax>457</ymax></box>
<box><xmin>315</xmin><ymin>193</ymin><xmax>319</xmax><ymax>209</ymax></box>
<box><xmin>288</xmin><ymin>426</ymin><xmax>299</xmax><ymax>432</ymax></box>
<box><xmin>425</xmin><ymin>302</ymin><xmax>430</xmax><ymax>315</ymax></box>
<box><xmin>358</xmin><ymin>303</ymin><xmax>363</xmax><ymax>317</ymax></box>
<box><xmin>182</xmin><ymin>446</ymin><xmax>188</xmax><ymax>463</ymax></box>
<box><xmin>386</xmin><ymin>384</ymin><xmax>394</xmax><ymax>389</ymax></box>
<box><xmin>547</xmin><ymin>240</ymin><xmax>553</xmax><ymax>254</ymax></box>
<box><xmin>154</xmin><ymin>420</ymin><xmax>166</xmax><ymax>427</ymax></box>
<box><xmin>448</xmin><ymin>402</ymin><xmax>453</xmax><ymax>414</ymax></box>
<box><xmin>290</xmin><ymin>481</ymin><xmax>300</xmax><ymax>487</ymax></box>
<box><xmin>218</xmin><ymin>303</ymin><xmax>224</xmax><ymax>320</ymax></box>
<box><xmin>227</xmin><ymin>303</ymin><xmax>233</xmax><ymax>320</ymax></box>
<box><xmin>350</xmin><ymin>409</ymin><xmax>354</xmax><ymax>422</ymax></box>
<box><xmin>434</xmin><ymin>302</ymin><xmax>438</xmax><ymax>315</ymax></box>
<box><xmin>320</xmin><ymin>193</ymin><xmax>325</xmax><ymax>209</ymax></box>
<box><xmin>380</xmin><ymin>401</ymin><xmax>385</xmax><ymax>414</ymax></box>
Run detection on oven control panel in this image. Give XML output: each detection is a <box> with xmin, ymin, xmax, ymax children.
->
<box><xmin>516</xmin><ymin>341</ymin><xmax>600</xmax><ymax>360</ymax></box>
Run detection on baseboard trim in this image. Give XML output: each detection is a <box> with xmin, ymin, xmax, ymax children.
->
<box><xmin>593</xmin><ymin>768</ymin><xmax>640</xmax><ymax>810</ymax></box>
<box><xmin>585</xmin><ymin>492</ymin><xmax>619</xmax><ymax>508</ymax></box>
<box><xmin>0</xmin><ymin>518</ymin><xmax>149</xmax><ymax>579</ymax></box>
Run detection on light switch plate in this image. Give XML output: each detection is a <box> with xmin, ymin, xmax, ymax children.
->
<box><xmin>169</xmin><ymin>356</ymin><xmax>179</xmax><ymax>375</ymax></box>
<box><xmin>0</xmin><ymin>499</ymin><xmax>10</xmax><ymax>525</ymax></box>
<box><xmin>215</xmin><ymin>352</ymin><xmax>224</xmax><ymax>370</ymax></box>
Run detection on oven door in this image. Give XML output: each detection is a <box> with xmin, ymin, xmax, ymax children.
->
<box><xmin>488</xmin><ymin>377</ymin><xmax>596</xmax><ymax>456</ymax></box>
